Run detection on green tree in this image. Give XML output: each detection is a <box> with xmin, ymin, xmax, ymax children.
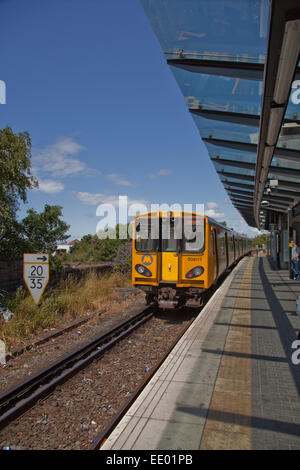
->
<box><xmin>0</xmin><ymin>126</ymin><xmax>38</xmax><ymax>258</ymax></box>
<box><xmin>252</xmin><ymin>233</ymin><xmax>270</xmax><ymax>247</ymax></box>
<box><xmin>69</xmin><ymin>224</ymin><xmax>132</xmax><ymax>264</ymax></box>
<box><xmin>22</xmin><ymin>205</ymin><xmax>70</xmax><ymax>254</ymax></box>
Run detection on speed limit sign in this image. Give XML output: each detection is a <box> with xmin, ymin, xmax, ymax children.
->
<box><xmin>23</xmin><ymin>254</ymin><xmax>49</xmax><ymax>304</ymax></box>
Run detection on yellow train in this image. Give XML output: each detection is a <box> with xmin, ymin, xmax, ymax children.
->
<box><xmin>132</xmin><ymin>211</ymin><xmax>252</xmax><ymax>309</ymax></box>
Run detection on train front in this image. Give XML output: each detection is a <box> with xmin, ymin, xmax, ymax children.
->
<box><xmin>132</xmin><ymin>211</ymin><xmax>207</xmax><ymax>309</ymax></box>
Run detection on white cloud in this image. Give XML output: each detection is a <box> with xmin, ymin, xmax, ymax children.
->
<box><xmin>107</xmin><ymin>173</ymin><xmax>134</xmax><ymax>186</ymax></box>
<box><xmin>205</xmin><ymin>201</ymin><xmax>225</xmax><ymax>220</ymax></box>
<box><xmin>38</xmin><ymin>179</ymin><xmax>65</xmax><ymax>194</ymax></box>
<box><xmin>207</xmin><ymin>201</ymin><xmax>218</xmax><ymax>210</ymax></box>
<box><xmin>76</xmin><ymin>192</ymin><xmax>148</xmax><ymax>208</ymax></box>
<box><xmin>149</xmin><ymin>169</ymin><xmax>172</xmax><ymax>179</ymax></box>
<box><xmin>205</xmin><ymin>209</ymin><xmax>225</xmax><ymax>219</ymax></box>
<box><xmin>32</xmin><ymin>137</ymin><xmax>98</xmax><ymax>178</ymax></box>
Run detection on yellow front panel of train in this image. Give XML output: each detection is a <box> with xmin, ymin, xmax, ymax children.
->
<box><xmin>132</xmin><ymin>252</ymin><xmax>158</xmax><ymax>284</ymax></box>
<box><xmin>161</xmin><ymin>252</ymin><xmax>178</xmax><ymax>281</ymax></box>
<box><xmin>175</xmin><ymin>254</ymin><xmax>206</xmax><ymax>288</ymax></box>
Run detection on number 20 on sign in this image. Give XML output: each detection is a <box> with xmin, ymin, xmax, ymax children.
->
<box><xmin>23</xmin><ymin>254</ymin><xmax>49</xmax><ymax>304</ymax></box>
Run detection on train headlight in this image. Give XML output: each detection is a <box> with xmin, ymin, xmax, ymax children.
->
<box><xmin>135</xmin><ymin>264</ymin><xmax>152</xmax><ymax>277</ymax></box>
<box><xmin>185</xmin><ymin>266</ymin><xmax>204</xmax><ymax>279</ymax></box>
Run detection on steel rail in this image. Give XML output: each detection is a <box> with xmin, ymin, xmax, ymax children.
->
<box><xmin>0</xmin><ymin>307</ymin><xmax>154</xmax><ymax>431</ymax></box>
<box><xmin>5</xmin><ymin>308</ymin><xmax>107</xmax><ymax>363</ymax></box>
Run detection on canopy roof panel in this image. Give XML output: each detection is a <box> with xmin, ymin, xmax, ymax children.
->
<box><xmin>140</xmin><ymin>0</ymin><xmax>268</xmax><ymax>62</ymax></box>
<box><xmin>172</xmin><ymin>67</ymin><xmax>263</xmax><ymax>115</ymax></box>
<box><xmin>140</xmin><ymin>0</ymin><xmax>300</xmax><ymax>229</ymax></box>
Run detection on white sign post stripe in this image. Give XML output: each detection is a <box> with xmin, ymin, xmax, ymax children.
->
<box><xmin>24</xmin><ymin>253</ymin><xmax>49</xmax><ymax>264</ymax></box>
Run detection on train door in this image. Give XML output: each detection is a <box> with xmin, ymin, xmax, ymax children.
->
<box><xmin>232</xmin><ymin>235</ymin><xmax>236</xmax><ymax>260</ymax></box>
<box><xmin>161</xmin><ymin>217</ymin><xmax>179</xmax><ymax>282</ymax></box>
<box><xmin>225</xmin><ymin>232</ymin><xmax>229</xmax><ymax>268</ymax></box>
<box><xmin>212</xmin><ymin>228</ymin><xmax>219</xmax><ymax>278</ymax></box>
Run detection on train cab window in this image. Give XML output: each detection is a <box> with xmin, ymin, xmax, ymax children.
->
<box><xmin>162</xmin><ymin>217</ymin><xmax>181</xmax><ymax>252</ymax></box>
<box><xmin>135</xmin><ymin>217</ymin><xmax>159</xmax><ymax>252</ymax></box>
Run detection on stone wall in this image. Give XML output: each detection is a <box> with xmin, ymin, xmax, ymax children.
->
<box><xmin>0</xmin><ymin>261</ymin><xmax>111</xmax><ymax>293</ymax></box>
<box><xmin>0</xmin><ymin>260</ymin><xmax>23</xmax><ymax>292</ymax></box>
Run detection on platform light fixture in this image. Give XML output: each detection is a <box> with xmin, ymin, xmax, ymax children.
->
<box><xmin>269</xmin><ymin>179</ymin><xmax>278</xmax><ymax>187</ymax></box>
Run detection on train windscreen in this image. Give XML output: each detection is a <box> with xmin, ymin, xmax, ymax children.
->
<box><xmin>135</xmin><ymin>217</ymin><xmax>159</xmax><ymax>252</ymax></box>
<box><xmin>182</xmin><ymin>216</ymin><xmax>205</xmax><ymax>253</ymax></box>
<box><xmin>161</xmin><ymin>217</ymin><xmax>181</xmax><ymax>252</ymax></box>
<box><xmin>135</xmin><ymin>214</ymin><xmax>205</xmax><ymax>253</ymax></box>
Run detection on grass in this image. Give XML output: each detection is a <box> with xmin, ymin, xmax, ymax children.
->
<box><xmin>0</xmin><ymin>270</ymin><xmax>131</xmax><ymax>349</ymax></box>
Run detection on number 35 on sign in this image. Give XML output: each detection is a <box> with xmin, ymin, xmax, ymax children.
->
<box><xmin>23</xmin><ymin>254</ymin><xmax>49</xmax><ymax>304</ymax></box>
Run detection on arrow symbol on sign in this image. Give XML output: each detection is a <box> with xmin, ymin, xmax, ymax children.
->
<box><xmin>37</xmin><ymin>256</ymin><xmax>47</xmax><ymax>262</ymax></box>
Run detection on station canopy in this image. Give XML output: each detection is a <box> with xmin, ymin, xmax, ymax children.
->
<box><xmin>140</xmin><ymin>0</ymin><xmax>300</xmax><ymax>229</ymax></box>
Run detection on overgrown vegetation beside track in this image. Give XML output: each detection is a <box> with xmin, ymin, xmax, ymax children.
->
<box><xmin>0</xmin><ymin>271</ymin><xmax>131</xmax><ymax>348</ymax></box>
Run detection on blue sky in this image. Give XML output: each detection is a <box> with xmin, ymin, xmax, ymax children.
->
<box><xmin>0</xmin><ymin>0</ymin><xmax>260</xmax><ymax>239</ymax></box>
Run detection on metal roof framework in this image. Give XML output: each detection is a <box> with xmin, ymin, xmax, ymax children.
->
<box><xmin>140</xmin><ymin>0</ymin><xmax>300</xmax><ymax>230</ymax></box>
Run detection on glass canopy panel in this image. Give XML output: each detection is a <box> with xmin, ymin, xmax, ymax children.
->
<box><xmin>140</xmin><ymin>0</ymin><xmax>269</xmax><ymax>63</ymax></box>
<box><xmin>267</xmin><ymin>170</ymin><xmax>300</xmax><ymax>184</ymax></box>
<box><xmin>272</xmin><ymin>155</ymin><xmax>300</xmax><ymax>171</ymax></box>
<box><xmin>282</xmin><ymin>88</ymin><xmax>300</xmax><ymax>122</ymax></box>
<box><xmin>213</xmin><ymin>160</ymin><xmax>255</xmax><ymax>177</ymax></box>
<box><xmin>276</xmin><ymin>124</ymin><xmax>300</xmax><ymax>152</ymax></box>
<box><xmin>204</xmin><ymin>142</ymin><xmax>257</xmax><ymax>164</ymax></box>
<box><xmin>192</xmin><ymin>113</ymin><xmax>259</xmax><ymax>143</ymax></box>
<box><xmin>220</xmin><ymin>176</ymin><xmax>255</xmax><ymax>187</ymax></box>
<box><xmin>171</xmin><ymin>67</ymin><xmax>263</xmax><ymax>115</ymax></box>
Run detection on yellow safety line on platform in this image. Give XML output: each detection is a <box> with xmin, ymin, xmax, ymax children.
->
<box><xmin>200</xmin><ymin>257</ymin><xmax>254</xmax><ymax>450</ymax></box>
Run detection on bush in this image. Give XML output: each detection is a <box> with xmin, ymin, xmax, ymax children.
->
<box><xmin>0</xmin><ymin>270</ymin><xmax>132</xmax><ymax>347</ymax></box>
<box><xmin>111</xmin><ymin>242</ymin><xmax>132</xmax><ymax>275</ymax></box>
<box><xmin>69</xmin><ymin>235</ymin><xmax>126</xmax><ymax>263</ymax></box>
<box><xmin>50</xmin><ymin>252</ymin><xmax>69</xmax><ymax>272</ymax></box>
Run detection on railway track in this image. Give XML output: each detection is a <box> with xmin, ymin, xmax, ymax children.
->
<box><xmin>90</xmin><ymin>257</ymin><xmax>255</xmax><ymax>449</ymax></box>
<box><xmin>0</xmin><ymin>257</ymin><xmax>249</xmax><ymax>448</ymax></box>
<box><xmin>0</xmin><ymin>306</ymin><xmax>155</xmax><ymax>432</ymax></box>
<box><xmin>89</xmin><ymin>312</ymin><xmax>195</xmax><ymax>450</ymax></box>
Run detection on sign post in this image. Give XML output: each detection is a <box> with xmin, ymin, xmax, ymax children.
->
<box><xmin>23</xmin><ymin>254</ymin><xmax>49</xmax><ymax>304</ymax></box>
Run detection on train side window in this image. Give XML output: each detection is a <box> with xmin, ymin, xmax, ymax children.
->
<box><xmin>220</xmin><ymin>232</ymin><xmax>225</xmax><ymax>257</ymax></box>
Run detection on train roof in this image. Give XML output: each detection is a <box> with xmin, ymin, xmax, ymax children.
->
<box><xmin>205</xmin><ymin>216</ymin><xmax>249</xmax><ymax>239</ymax></box>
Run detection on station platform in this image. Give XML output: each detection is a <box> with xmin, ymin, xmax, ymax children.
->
<box><xmin>101</xmin><ymin>256</ymin><xmax>300</xmax><ymax>450</ymax></box>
